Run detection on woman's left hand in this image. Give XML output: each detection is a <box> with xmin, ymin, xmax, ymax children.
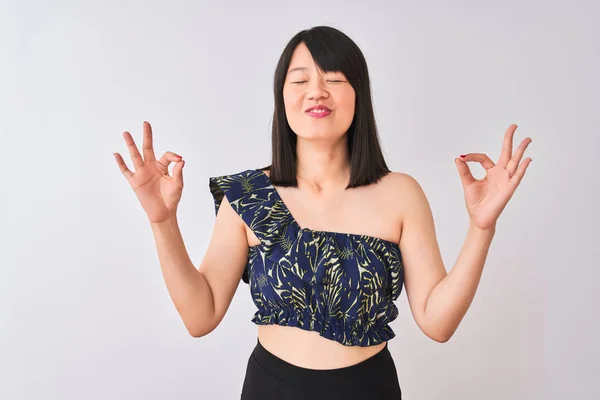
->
<box><xmin>455</xmin><ymin>124</ymin><xmax>532</xmax><ymax>230</ymax></box>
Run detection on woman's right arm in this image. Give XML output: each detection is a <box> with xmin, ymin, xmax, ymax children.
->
<box><xmin>150</xmin><ymin>195</ymin><xmax>249</xmax><ymax>338</ymax></box>
<box><xmin>114</xmin><ymin>121</ymin><xmax>249</xmax><ymax>338</ymax></box>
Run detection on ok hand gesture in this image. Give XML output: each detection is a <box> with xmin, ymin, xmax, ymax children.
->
<box><xmin>455</xmin><ymin>124</ymin><xmax>532</xmax><ymax>230</ymax></box>
<box><xmin>114</xmin><ymin>121</ymin><xmax>185</xmax><ymax>223</ymax></box>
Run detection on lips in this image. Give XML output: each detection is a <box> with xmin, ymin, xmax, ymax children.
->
<box><xmin>305</xmin><ymin>105</ymin><xmax>332</xmax><ymax>118</ymax></box>
<box><xmin>305</xmin><ymin>105</ymin><xmax>331</xmax><ymax>113</ymax></box>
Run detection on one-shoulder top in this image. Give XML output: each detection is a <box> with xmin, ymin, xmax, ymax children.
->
<box><xmin>208</xmin><ymin>169</ymin><xmax>404</xmax><ymax>347</ymax></box>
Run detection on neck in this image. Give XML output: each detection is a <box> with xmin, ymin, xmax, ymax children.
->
<box><xmin>295</xmin><ymin>136</ymin><xmax>350</xmax><ymax>193</ymax></box>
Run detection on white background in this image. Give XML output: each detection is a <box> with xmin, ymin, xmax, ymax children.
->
<box><xmin>1</xmin><ymin>0</ymin><xmax>598</xmax><ymax>398</ymax></box>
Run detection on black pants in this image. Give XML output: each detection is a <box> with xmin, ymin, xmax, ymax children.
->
<box><xmin>241</xmin><ymin>338</ymin><xmax>402</xmax><ymax>399</ymax></box>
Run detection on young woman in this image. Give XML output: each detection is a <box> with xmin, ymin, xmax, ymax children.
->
<box><xmin>114</xmin><ymin>26</ymin><xmax>532</xmax><ymax>399</ymax></box>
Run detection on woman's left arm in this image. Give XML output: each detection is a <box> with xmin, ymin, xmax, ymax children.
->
<box><xmin>421</xmin><ymin>222</ymin><xmax>496</xmax><ymax>342</ymax></box>
<box><xmin>399</xmin><ymin>124</ymin><xmax>532</xmax><ymax>342</ymax></box>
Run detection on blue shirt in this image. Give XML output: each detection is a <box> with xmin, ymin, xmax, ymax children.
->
<box><xmin>209</xmin><ymin>169</ymin><xmax>405</xmax><ymax>347</ymax></box>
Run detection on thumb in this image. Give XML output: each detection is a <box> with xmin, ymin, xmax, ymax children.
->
<box><xmin>455</xmin><ymin>158</ymin><xmax>475</xmax><ymax>187</ymax></box>
<box><xmin>172</xmin><ymin>159</ymin><xmax>185</xmax><ymax>186</ymax></box>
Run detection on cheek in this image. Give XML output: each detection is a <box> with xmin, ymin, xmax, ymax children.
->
<box><xmin>347</xmin><ymin>100</ymin><xmax>356</xmax><ymax>116</ymax></box>
<box><xmin>340</xmin><ymin>91</ymin><xmax>356</xmax><ymax>117</ymax></box>
<box><xmin>282</xmin><ymin>95</ymin><xmax>301</xmax><ymax>125</ymax></box>
<box><xmin>282</xmin><ymin>97</ymin><xmax>296</xmax><ymax>119</ymax></box>
<box><xmin>283</xmin><ymin>94</ymin><xmax>301</xmax><ymax>115</ymax></box>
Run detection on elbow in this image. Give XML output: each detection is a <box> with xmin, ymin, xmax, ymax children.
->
<box><xmin>426</xmin><ymin>332</ymin><xmax>450</xmax><ymax>343</ymax></box>
<box><xmin>422</xmin><ymin>316</ymin><xmax>455</xmax><ymax>343</ymax></box>
<box><xmin>188</xmin><ymin>325</ymin><xmax>214</xmax><ymax>338</ymax></box>
<box><xmin>189</xmin><ymin>330</ymin><xmax>207</xmax><ymax>338</ymax></box>
<box><xmin>185</xmin><ymin>317</ymin><xmax>219</xmax><ymax>338</ymax></box>
<box><xmin>188</xmin><ymin>325</ymin><xmax>205</xmax><ymax>338</ymax></box>
<box><xmin>176</xmin><ymin>304</ymin><xmax>219</xmax><ymax>338</ymax></box>
<box><xmin>433</xmin><ymin>334</ymin><xmax>451</xmax><ymax>343</ymax></box>
<box><xmin>426</xmin><ymin>327</ymin><xmax>453</xmax><ymax>343</ymax></box>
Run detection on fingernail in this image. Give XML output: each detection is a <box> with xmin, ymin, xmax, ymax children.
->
<box><xmin>460</xmin><ymin>155</ymin><xmax>466</xmax><ymax>158</ymax></box>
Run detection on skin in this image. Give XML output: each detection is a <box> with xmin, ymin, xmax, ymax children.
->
<box><xmin>115</xmin><ymin>42</ymin><xmax>532</xmax><ymax>371</ymax></box>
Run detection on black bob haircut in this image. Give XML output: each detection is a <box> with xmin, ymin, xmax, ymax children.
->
<box><xmin>260</xmin><ymin>25</ymin><xmax>391</xmax><ymax>189</ymax></box>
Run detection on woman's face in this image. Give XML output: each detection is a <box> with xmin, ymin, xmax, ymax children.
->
<box><xmin>283</xmin><ymin>42</ymin><xmax>356</xmax><ymax>141</ymax></box>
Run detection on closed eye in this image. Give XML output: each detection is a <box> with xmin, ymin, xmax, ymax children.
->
<box><xmin>290</xmin><ymin>80</ymin><xmax>345</xmax><ymax>84</ymax></box>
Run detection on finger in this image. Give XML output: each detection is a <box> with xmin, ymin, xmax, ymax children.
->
<box><xmin>497</xmin><ymin>124</ymin><xmax>517</xmax><ymax>167</ymax></box>
<box><xmin>142</xmin><ymin>121</ymin><xmax>157</xmax><ymax>163</ymax></box>
<box><xmin>460</xmin><ymin>153</ymin><xmax>495</xmax><ymax>170</ymax></box>
<box><xmin>114</xmin><ymin>152</ymin><xmax>134</xmax><ymax>179</ymax></box>
<box><xmin>510</xmin><ymin>157</ymin><xmax>532</xmax><ymax>187</ymax></box>
<box><xmin>123</xmin><ymin>131</ymin><xmax>144</xmax><ymax>171</ymax></box>
<box><xmin>158</xmin><ymin>152</ymin><xmax>183</xmax><ymax>172</ymax></box>
<box><xmin>172</xmin><ymin>158</ymin><xmax>185</xmax><ymax>186</ymax></box>
<box><xmin>455</xmin><ymin>158</ymin><xmax>476</xmax><ymax>187</ymax></box>
<box><xmin>507</xmin><ymin>137</ymin><xmax>532</xmax><ymax>177</ymax></box>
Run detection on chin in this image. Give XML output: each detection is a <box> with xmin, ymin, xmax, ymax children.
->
<box><xmin>295</xmin><ymin>130</ymin><xmax>346</xmax><ymax>141</ymax></box>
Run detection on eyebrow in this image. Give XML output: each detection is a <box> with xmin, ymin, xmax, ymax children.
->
<box><xmin>287</xmin><ymin>67</ymin><xmax>309</xmax><ymax>75</ymax></box>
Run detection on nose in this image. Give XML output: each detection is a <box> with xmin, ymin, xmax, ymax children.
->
<box><xmin>305</xmin><ymin>78</ymin><xmax>329</xmax><ymax>100</ymax></box>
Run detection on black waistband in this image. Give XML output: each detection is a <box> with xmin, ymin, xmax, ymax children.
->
<box><xmin>250</xmin><ymin>337</ymin><xmax>393</xmax><ymax>390</ymax></box>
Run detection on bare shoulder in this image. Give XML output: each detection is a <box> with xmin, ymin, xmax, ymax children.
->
<box><xmin>382</xmin><ymin>170</ymin><xmax>420</xmax><ymax>187</ymax></box>
<box><xmin>380</xmin><ymin>171</ymin><xmax>431</xmax><ymax>225</ymax></box>
<box><xmin>381</xmin><ymin>171</ymin><xmax>426</xmax><ymax>203</ymax></box>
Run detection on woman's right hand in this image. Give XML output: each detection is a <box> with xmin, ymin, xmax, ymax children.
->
<box><xmin>114</xmin><ymin>121</ymin><xmax>185</xmax><ymax>223</ymax></box>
